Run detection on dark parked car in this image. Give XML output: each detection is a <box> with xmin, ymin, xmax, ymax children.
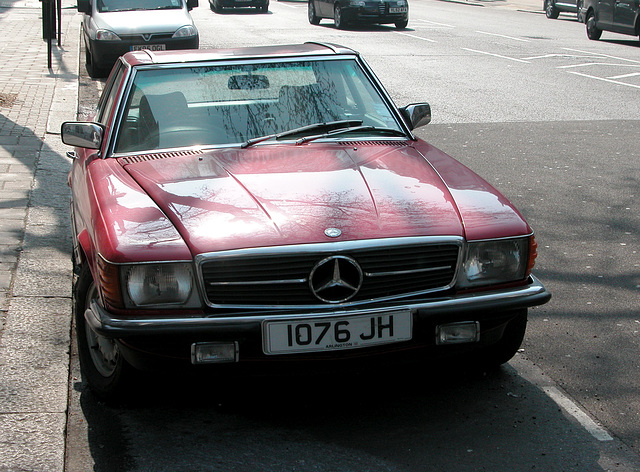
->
<box><xmin>308</xmin><ymin>0</ymin><xmax>408</xmax><ymax>29</ymax></box>
<box><xmin>61</xmin><ymin>43</ymin><xmax>550</xmax><ymax>401</ymax></box>
<box><xmin>209</xmin><ymin>0</ymin><xmax>268</xmax><ymax>13</ymax></box>
<box><xmin>78</xmin><ymin>0</ymin><xmax>199</xmax><ymax>78</ymax></box>
<box><xmin>584</xmin><ymin>0</ymin><xmax>640</xmax><ymax>41</ymax></box>
<box><xmin>544</xmin><ymin>0</ymin><xmax>583</xmax><ymax>21</ymax></box>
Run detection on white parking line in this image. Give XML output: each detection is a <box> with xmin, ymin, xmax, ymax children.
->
<box><xmin>562</xmin><ymin>47</ymin><xmax>640</xmax><ymax>64</ymax></box>
<box><xmin>608</xmin><ymin>72</ymin><xmax>640</xmax><ymax>79</ymax></box>
<box><xmin>511</xmin><ymin>356</ymin><xmax>615</xmax><ymax>443</ymax></box>
<box><xmin>476</xmin><ymin>31</ymin><xmax>530</xmax><ymax>42</ymax></box>
<box><xmin>462</xmin><ymin>48</ymin><xmax>530</xmax><ymax>63</ymax></box>
<box><xmin>568</xmin><ymin>71</ymin><xmax>640</xmax><ymax>89</ymax></box>
<box><xmin>395</xmin><ymin>32</ymin><xmax>437</xmax><ymax>42</ymax></box>
<box><xmin>412</xmin><ymin>18</ymin><xmax>454</xmax><ymax>28</ymax></box>
<box><xmin>558</xmin><ymin>62</ymin><xmax>640</xmax><ymax>69</ymax></box>
<box><xmin>543</xmin><ymin>387</ymin><xmax>614</xmax><ymax>442</ymax></box>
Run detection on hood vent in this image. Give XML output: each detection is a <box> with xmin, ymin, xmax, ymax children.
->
<box><xmin>340</xmin><ymin>141</ymin><xmax>408</xmax><ymax>147</ymax></box>
<box><xmin>119</xmin><ymin>149</ymin><xmax>203</xmax><ymax>165</ymax></box>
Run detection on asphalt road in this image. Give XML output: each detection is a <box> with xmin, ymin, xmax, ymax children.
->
<box><xmin>69</xmin><ymin>0</ymin><xmax>640</xmax><ymax>470</ymax></box>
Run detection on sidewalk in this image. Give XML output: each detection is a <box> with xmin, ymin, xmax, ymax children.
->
<box><xmin>0</xmin><ymin>0</ymin><xmax>79</xmax><ymax>470</ymax></box>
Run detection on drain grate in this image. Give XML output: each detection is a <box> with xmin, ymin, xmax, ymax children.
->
<box><xmin>0</xmin><ymin>93</ymin><xmax>18</xmax><ymax>108</ymax></box>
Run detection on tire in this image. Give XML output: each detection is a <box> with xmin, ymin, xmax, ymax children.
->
<box><xmin>475</xmin><ymin>310</ymin><xmax>528</xmax><ymax>369</ymax></box>
<box><xmin>85</xmin><ymin>46</ymin><xmax>105</xmax><ymax>79</ymax></box>
<box><xmin>334</xmin><ymin>5</ymin><xmax>346</xmax><ymax>29</ymax></box>
<box><xmin>576</xmin><ymin>0</ymin><xmax>584</xmax><ymax>22</ymax></box>
<box><xmin>74</xmin><ymin>265</ymin><xmax>135</xmax><ymax>402</ymax></box>
<box><xmin>308</xmin><ymin>0</ymin><xmax>320</xmax><ymax>25</ymax></box>
<box><xmin>586</xmin><ymin>12</ymin><xmax>602</xmax><ymax>40</ymax></box>
<box><xmin>395</xmin><ymin>19</ymin><xmax>408</xmax><ymax>29</ymax></box>
<box><xmin>544</xmin><ymin>0</ymin><xmax>559</xmax><ymax>19</ymax></box>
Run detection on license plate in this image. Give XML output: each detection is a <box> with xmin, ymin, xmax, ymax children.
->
<box><xmin>131</xmin><ymin>44</ymin><xmax>166</xmax><ymax>52</ymax></box>
<box><xmin>263</xmin><ymin>310</ymin><xmax>412</xmax><ymax>355</ymax></box>
<box><xmin>389</xmin><ymin>7</ymin><xmax>407</xmax><ymax>12</ymax></box>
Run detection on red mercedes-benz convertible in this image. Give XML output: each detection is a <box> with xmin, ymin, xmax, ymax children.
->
<box><xmin>62</xmin><ymin>42</ymin><xmax>550</xmax><ymax>401</ymax></box>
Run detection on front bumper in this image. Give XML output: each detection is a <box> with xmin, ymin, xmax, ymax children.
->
<box><xmin>88</xmin><ymin>35</ymin><xmax>199</xmax><ymax>70</ymax></box>
<box><xmin>87</xmin><ymin>275</ymin><xmax>550</xmax><ymax>338</ymax></box>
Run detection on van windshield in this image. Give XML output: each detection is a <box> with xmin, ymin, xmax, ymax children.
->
<box><xmin>97</xmin><ymin>0</ymin><xmax>182</xmax><ymax>13</ymax></box>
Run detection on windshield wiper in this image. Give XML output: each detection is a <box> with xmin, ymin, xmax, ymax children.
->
<box><xmin>241</xmin><ymin>120</ymin><xmax>363</xmax><ymax>149</ymax></box>
<box><xmin>295</xmin><ymin>126</ymin><xmax>408</xmax><ymax>144</ymax></box>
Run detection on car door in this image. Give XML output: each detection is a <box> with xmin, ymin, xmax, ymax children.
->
<box><xmin>612</xmin><ymin>0</ymin><xmax>638</xmax><ymax>34</ymax></box>
<box><xmin>596</xmin><ymin>0</ymin><xmax>615</xmax><ymax>27</ymax></box>
<box><xmin>316</xmin><ymin>0</ymin><xmax>333</xmax><ymax>17</ymax></box>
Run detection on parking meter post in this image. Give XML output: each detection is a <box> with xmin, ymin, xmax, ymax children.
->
<box><xmin>57</xmin><ymin>0</ymin><xmax>62</xmax><ymax>46</ymax></box>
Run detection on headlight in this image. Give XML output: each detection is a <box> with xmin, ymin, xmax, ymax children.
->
<box><xmin>96</xmin><ymin>29</ymin><xmax>121</xmax><ymax>41</ymax></box>
<box><xmin>457</xmin><ymin>237</ymin><xmax>530</xmax><ymax>289</ymax></box>
<box><xmin>172</xmin><ymin>25</ymin><xmax>197</xmax><ymax>38</ymax></box>
<box><xmin>125</xmin><ymin>263</ymin><xmax>198</xmax><ymax>307</ymax></box>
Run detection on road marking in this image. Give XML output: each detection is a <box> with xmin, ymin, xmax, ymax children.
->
<box><xmin>568</xmin><ymin>71</ymin><xmax>640</xmax><ymax>89</ymax></box>
<box><xmin>608</xmin><ymin>72</ymin><xmax>640</xmax><ymax>79</ymax></box>
<box><xmin>543</xmin><ymin>387</ymin><xmax>614</xmax><ymax>442</ymax></box>
<box><xmin>275</xmin><ymin>1</ymin><xmax>299</xmax><ymax>8</ymax></box>
<box><xmin>462</xmin><ymin>48</ymin><xmax>530</xmax><ymax>63</ymax></box>
<box><xmin>562</xmin><ymin>47</ymin><xmax>640</xmax><ymax>64</ymax></box>
<box><xmin>412</xmin><ymin>18</ymin><xmax>454</xmax><ymax>28</ymax></box>
<box><xmin>395</xmin><ymin>32</ymin><xmax>437</xmax><ymax>42</ymax></box>
<box><xmin>511</xmin><ymin>356</ymin><xmax>615</xmax><ymax>443</ymax></box>
<box><xmin>558</xmin><ymin>62</ymin><xmax>640</xmax><ymax>69</ymax></box>
<box><xmin>476</xmin><ymin>30</ymin><xmax>530</xmax><ymax>42</ymax></box>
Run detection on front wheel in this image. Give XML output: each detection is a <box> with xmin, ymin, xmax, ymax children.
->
<box><xmin>544</xmin><ymin>0</ymin><xmax>559</xmax><ymax>19</ymax></box>
<box><xmin>334</xmin><ymin>5</ymin><xmax>347</xmax><ymax>29</ymax></box>
<box><xmin>74</xmin><ymin>265</ymin><xmax>135</xmax><ymax>402</ymax></box>
<box><xmin>308</xmin><ymin>0</ymin><xmax>320</xmax><ymax>25</ymax></box>
<box><xmin>586</xmin><ymin>12</ymin><xmax>602</xmax><ymax>40</ymax></box>
<box><xmin>395</xmin><ymin>19</ymin><xmax>408</xmax><ymax>29</ymax></box>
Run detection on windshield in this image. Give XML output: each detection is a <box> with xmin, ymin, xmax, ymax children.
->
<box><xmin>97</xmin><ymin>0</ymin><xmax>182</xmax><ymax>13</ymax></box>
<box><xmin>114</xmin><ymin>58</ymin><xmax>406</xmax><ymax>153</ymax></box>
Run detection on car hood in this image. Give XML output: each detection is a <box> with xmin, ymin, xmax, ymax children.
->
<box><xmin>92</xmin><ymin>9</ymin><xmax>194</xmax><ymax>35</ymax></box>
<box><xmin>119</xmin><ymin>142</ymin><xmax>525</xmax><ymax>256</ymax></box>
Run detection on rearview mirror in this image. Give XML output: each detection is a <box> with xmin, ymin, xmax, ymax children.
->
<box><xmin>228</xmin><ymin>75</ymin><xmax>270</xmax><ymax>90</ymax></box>
<box><xmin>187</xmin><ymin>0</ymin><xmax>198</xmax><ymax>9</ymax></box>
<box><xmin>400</xmin><ymin>103</ymin><xmax>431</xmax><ymax>130</ymax></box>
<box><xmin>61</xmin><ymin>122</ymin><xmax>104</xmax><ymax>149</ymax></box>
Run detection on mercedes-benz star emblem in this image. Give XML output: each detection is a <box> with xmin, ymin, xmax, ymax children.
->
<box><xmin>324</xmin><ymin>227</ymin><xmax>342</xmax><ymax>238</ymax></box>
<box><xmin>309</xmin><ymin>256</ymin><xmax>363</xmax><ymax>303</ymax></box>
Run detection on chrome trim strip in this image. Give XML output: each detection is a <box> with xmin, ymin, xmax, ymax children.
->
<box><xmin>364</xmin><ymin>264</ymin><xmax>453</xmax><ymax>278</ymax></box>
<box><xmin>86</xmin><ymin>275</ymin><xmax>551</xmax><ymax>337</ymax></box>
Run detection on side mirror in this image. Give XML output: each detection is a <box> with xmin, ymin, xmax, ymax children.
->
<box><xmin>187</xmin><ymin>0</ymin><xmax>199</xmax><ymax>9</ymax></box>
<box><xmin>61</xmin><ymin>122</ymin><xmax>105</xmax><ymax>150</ymax></box>
<box><xmin>77</xmin><ymin>0</ymin><xmax>91</xmax><ymax>14</ymax></box>
<box><xmin>400</xmin><ymin>103</ymin><xmax>431</xmax><ymax>131</ymax></box>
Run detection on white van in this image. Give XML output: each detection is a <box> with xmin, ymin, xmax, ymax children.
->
<box><xmin>78</xmin><ymin>0</ymin><xmax>199</xmax><ymax>77</ymax></box>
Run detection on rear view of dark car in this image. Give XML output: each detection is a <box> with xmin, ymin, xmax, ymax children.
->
<box><xmin>308</xmin><ymin>0</ymin><xmax>408</xmax><ymax>29</ymax></box>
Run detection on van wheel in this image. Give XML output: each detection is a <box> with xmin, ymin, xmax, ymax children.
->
<box><xmin>545</xmin><ymin>0</ymin><xmax>559</xmax><ymax>19</ymax></box>
<box><xmin>334</xmin><ymin>5</ymin><xmax>347</xmax><ymax>29</ymax></box>
<box><xmin>586</xmin><ymin>12</ymin><xmax>602</xmax><ymax>40</ymax></box>
<box><xmin>308</xmin><ymin>0</ymin><xmax>320</xmax><ymax>25</ymax></box>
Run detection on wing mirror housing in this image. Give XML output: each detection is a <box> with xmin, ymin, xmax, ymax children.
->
<box><xmin>61</xmin><ymin>122</ymin><xmax>105</xmax><ymax>150</ymax></box>
<box><xmin>400</xmin><ymin>103</ymin><xmax>431</xmax><ymax>130</ymax></box>
<box><xmin>187</xmin><ymin>0</ymin><xmax>199</xmax><ymax>9</ymax></box>
<box><xmin>77</xmin><ymin>0</ymin><xmax>91</xmax><ymax>14</ymax></box>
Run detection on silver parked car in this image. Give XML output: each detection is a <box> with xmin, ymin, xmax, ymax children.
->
<box><xmin>78</xmin><ymin>0</ymin><xmax>199</xmax><ymax>78</ymax></box>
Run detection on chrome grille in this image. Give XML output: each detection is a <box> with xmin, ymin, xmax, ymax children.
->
<box><xmin>199</xmin><ymin>239</ymin><xmax>460</xmax><ymax>308</ymax></box>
